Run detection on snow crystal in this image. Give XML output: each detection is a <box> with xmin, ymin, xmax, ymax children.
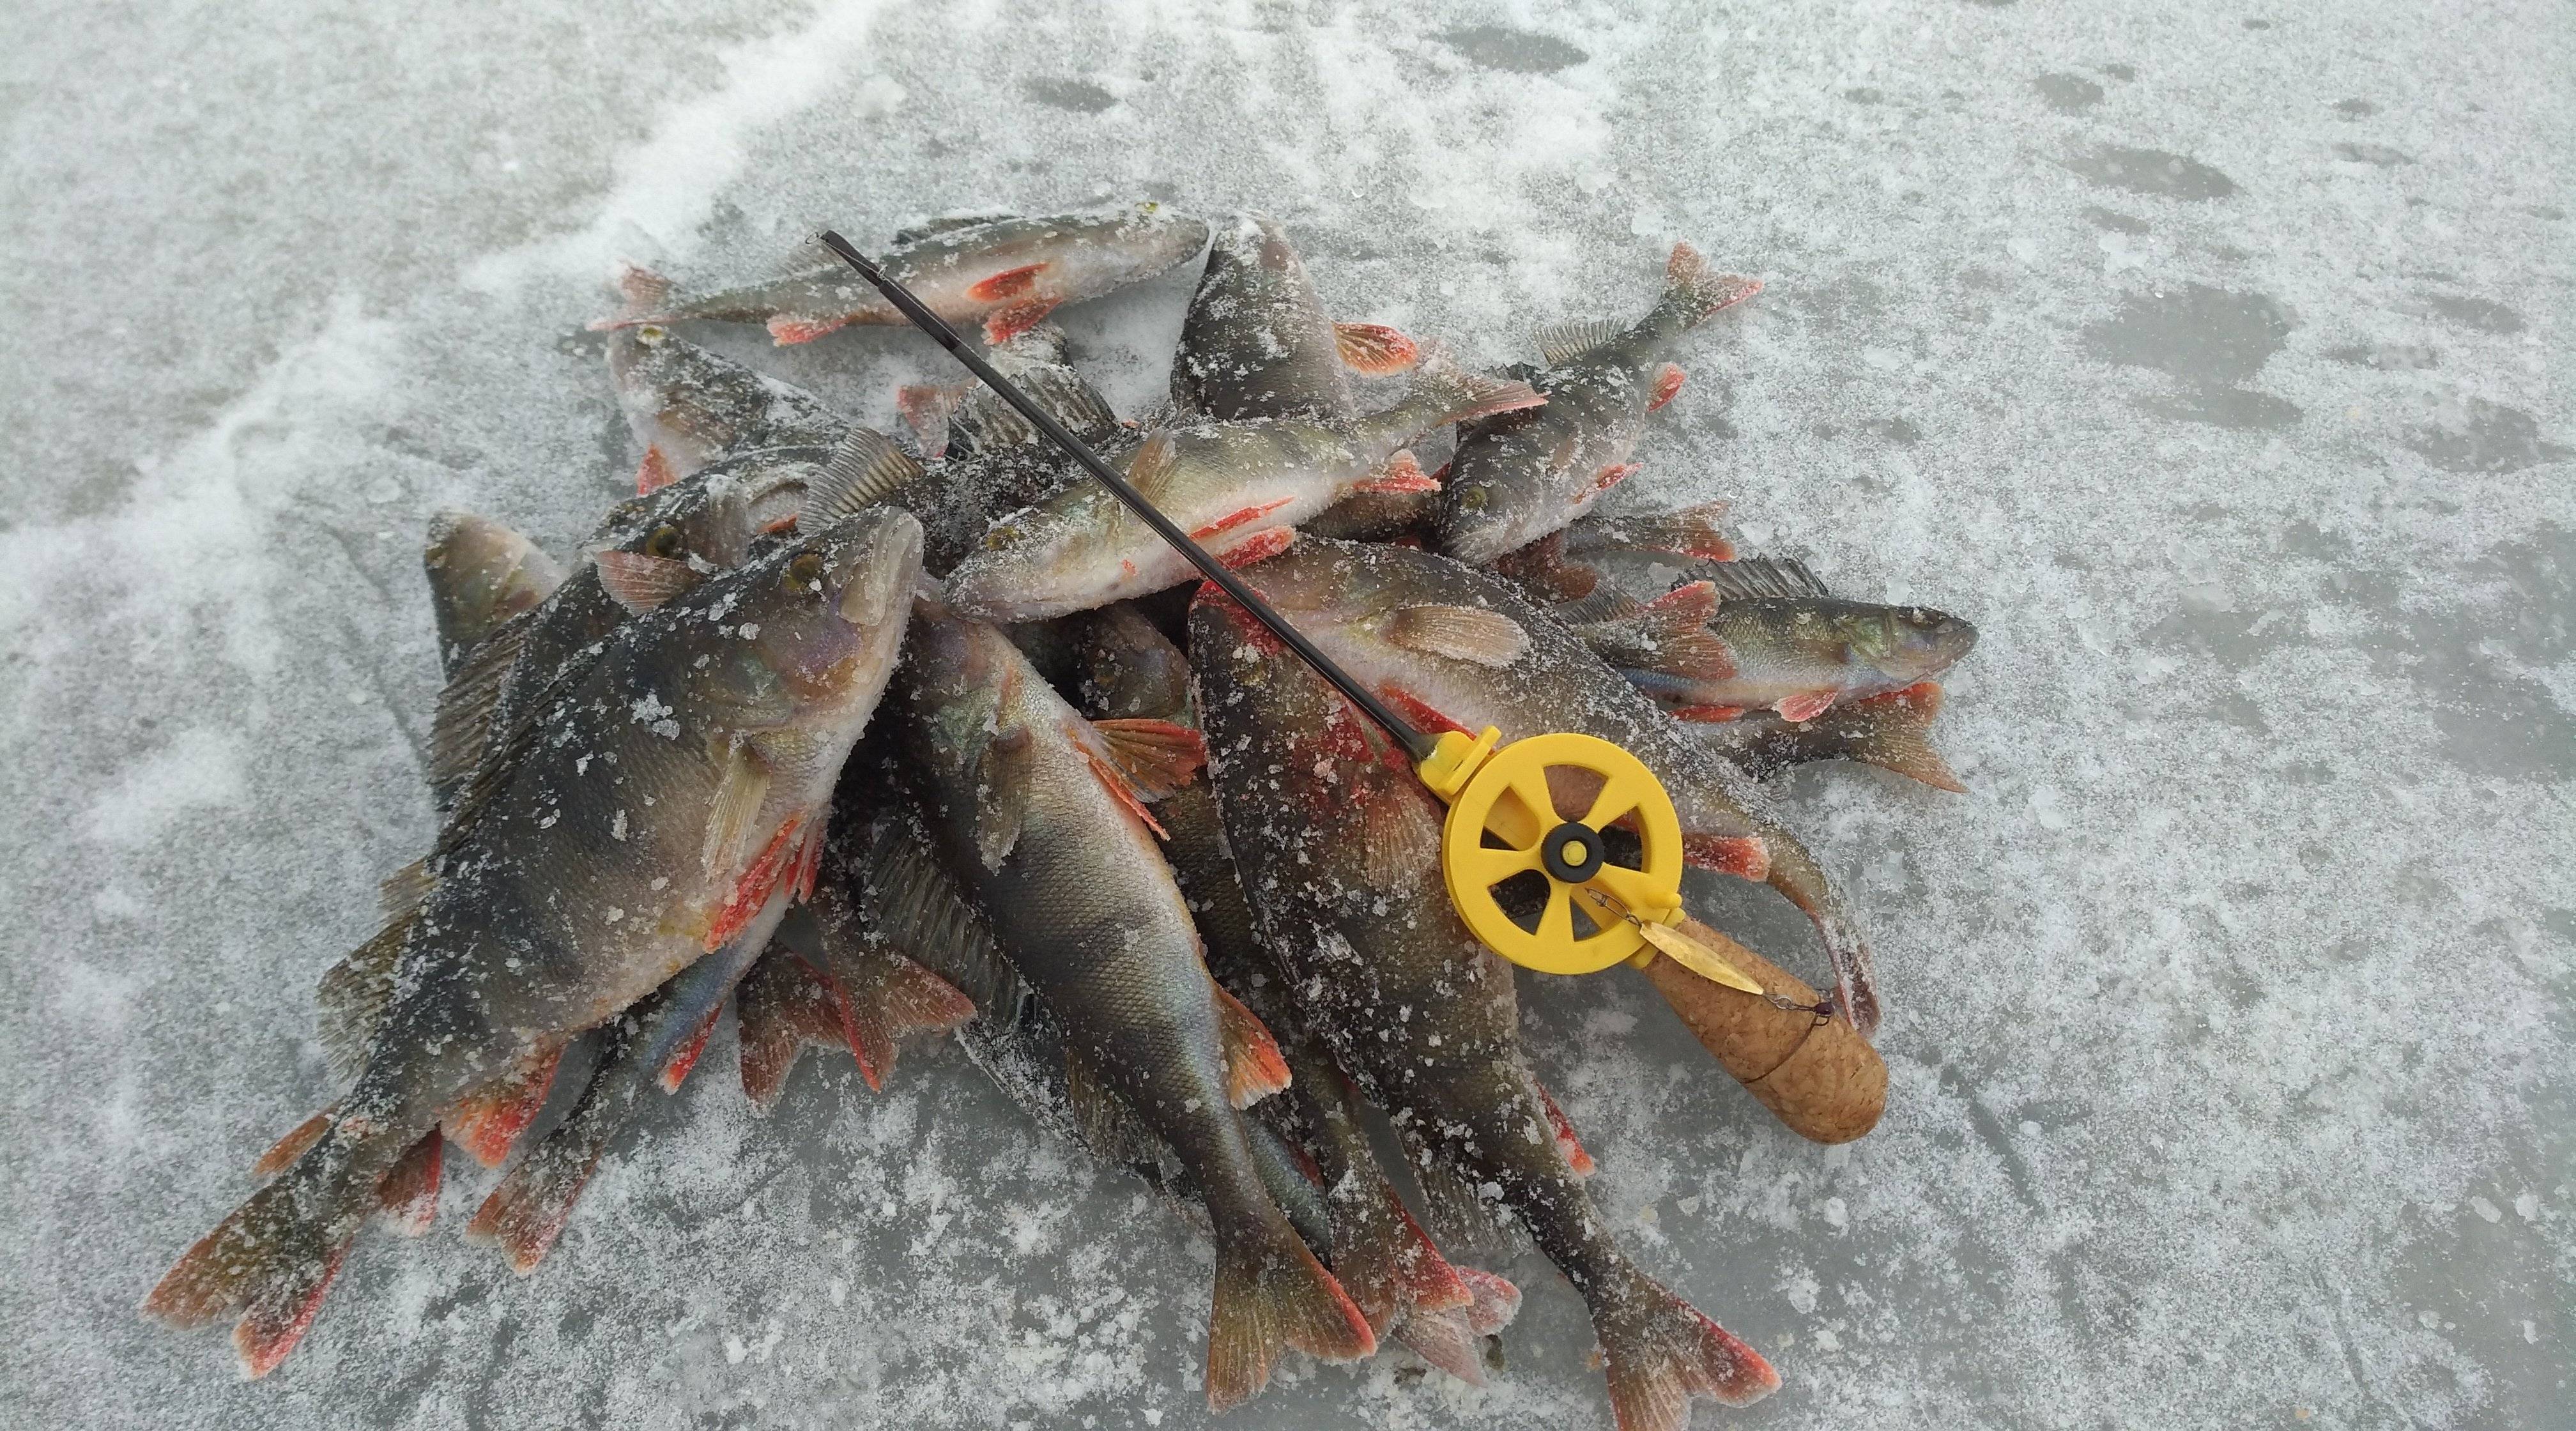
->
<box><xmin>1</xmin><ymin>1</ymin><xmax>2566</xmax><ymax>1429</ymax></box>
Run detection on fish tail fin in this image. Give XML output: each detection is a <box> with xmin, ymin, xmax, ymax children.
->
<box><xmin>1204</xmin><ymin>1208</ymin><xmax>1378</xmax><ymax>1411</ymax></box>
<box><xmin>1324</xmin><ymin>1165</ymin><xmax>1473</xmax><ymax>1329</ymax></box>
<box><xmin>735</xmin><ymin>949</ymin><xmax>844</xmax><ymax>1110</ymax></box>
<box><xmin>586</xmin><ymin>260</ymin><xmax>672</xmax><ymax>330</ymax></box>
<box><xmin>441</xmin><ymin>1047</ymin><xmax>564</xmax><ymax>1168</ymax></box>
<box><xmin>142</xmin><ymin>1115</ymin><xmax>380</xmax><ymax>1377</ymax></box>
<box><xmin>375</xmin><ymin>1130</ymin><xmax>443</xmax><ymax>1236</ymax></box>
<box><xmin>1591</xmin><ymin>1267</ymin><xmax>1781</xmax><ymax>1430</ymax></box>
<box><xmin>1842</xmin><ymin>682</ymin><xmax>1965</xmax><ymax>792</ymax></box>
<box><xmin>836</xmin><ymin>944</ymin><xmax>977</xmax><ymax>1090</ymax></box>
<box><xmin>1656</xmin><ymin>242</ymin><xmax>1763</xmax><ymax>332</ymax></box>
<box><xmin>1751</xmin><ymin>821</ymin><xmax>1881</xmax><ymax>1037</ymax></box>
<box><xmin>465</xmin><ymin>1116</ymin><xmax>610</xmax><ymax>1275</ymax></box>
<box><xmin>1392</xmin><ymin>347</ymin><xmax>1546</xmax><ymax>433</ymax></box>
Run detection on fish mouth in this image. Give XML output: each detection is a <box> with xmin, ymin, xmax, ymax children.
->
<box><xmin>822</xmin><ymin>510</ymin><xmax>924</xmax><ymax>629</ymax></box>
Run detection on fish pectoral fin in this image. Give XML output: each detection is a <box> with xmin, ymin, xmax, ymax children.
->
<box><xmin>801</xmin><ymin>427</ymin><xmax>924</xmax><ymax>530</ymax></box>
<box><xmin>972</xmin><ymin>726</ymin><xmax>1037</xmax><ymax>869</ymax></box>
<box><xmin>981</xmin><ymin>299</ymin><xmax>1059</xmax><ymax>345</ymax></box>
<box><xmin>1383</xmin><ymin>604</ymin><xmax>1529</xmax><ymax>668</ymax></box>
<box><xmin>1211</xmin><ymin>983</ymin><xmax>1291</xmax><ymax>1108</ymax></box>
<box><xmin>1774</xmin><ymin>690</ymin><xmax>1838</xmax><ymax>723</ymax></box>
<box><xmin>1089</xmin><ymin>716</ymin><xmax>1207</xmax><ymax>799</ymax></box>
<box><xmin>767</xmin><ymin>314</ymin><xmax>849</xmax><ymax>346</ymax></box>
<box><xmin>965</xmin><ymin>261</ymin><xmax>1048</xmax><ymax>303</ymax></box>
<box><xmin>1121</xmin><ymin>429</ymin><xmax>1181</xmax><ymax>500</ymax></box>
<box><xmin>1333</xmin><ymin>321</ymin><xmax>1420</xmax><ymax>375</ymax></box>
<box><xmin>314</xmin><ymin>905</ymin><xmax>420</xmax><ymax>1085</ymax></box>
<box><xmin>1669</xmin><ymin>703</ymin><xmax>1749</xmax><ymax>724</ymax></box>
<box><xmin>1648</xmin><ymin>362</ymin><xmax>1688</xmax><ymax>412</ymax></box>
<box><xmin>1348</xmin><ymin>449</ymin><xmax>1441</xmax><ymax>496</ymax></box>
<box><xmin>1534</xmin><ymin>316</ymin><xmax>1627</xmax><ymax>367</ymax></box>
<box><xmin>700</xmin><ymin>738</ymin><xmax>776</xmax><ymax>883</ymax></box>
<box><xmin>594</xmin><ymin>549</ymin><xmax>698</xmax><ymax>615</ymax></box>
<box><xmin>1358</xmin><ymin>788</ymin><xmax>1441</xmax><ymax>890</ymax></box>
<box><xmin>1680</xmin><ymin>831</ymin><xmax>1770</xmax><ymax>883</ymax></box>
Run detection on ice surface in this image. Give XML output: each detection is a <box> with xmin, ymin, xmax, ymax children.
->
<box><xmin>2</xmin><ymin>1</ymin><xmax>2569</xmax><ymax>1427</ymax></box>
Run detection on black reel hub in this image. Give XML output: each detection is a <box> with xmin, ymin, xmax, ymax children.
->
<box><xmin>1539</xmin><ymin>821</ymin><xmax>1607</xmax><ymax>884</ymax></box>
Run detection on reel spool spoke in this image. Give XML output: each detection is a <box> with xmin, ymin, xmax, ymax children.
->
<box><xmin>1581</xmin><ymin>770</ymin><xmax>1648</xmax><ymax>833</ymax></box>
<box><xmin>1461</xmin><ymin>843</ymin><xmax>1543</xmax><ymax>890</ymax></box>
<box><xmin>1535</xmin><ymin>885</ymin><xmax>1575</xmax><ymax>948</ymax></box>
<box><xmin>1496</xmin><ymin>769</ymin><xmax>1559</xmax><ymax>847</ymax></box>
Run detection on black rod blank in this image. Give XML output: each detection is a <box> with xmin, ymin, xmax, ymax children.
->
<box><xmin>815</xmin><ymin>230</ymin><xmax>1433</xmax><ymax>763</ymax></box>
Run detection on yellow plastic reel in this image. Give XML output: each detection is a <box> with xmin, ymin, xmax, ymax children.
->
<box><xmin>1423</xmin><ymin>729</ymin><xmax>1692</xmax><ymax>976</ymax></box>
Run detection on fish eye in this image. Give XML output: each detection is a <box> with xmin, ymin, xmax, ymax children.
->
<box><xmin>646</xmin><ymin>523</ymin><xmax>686</xmax><ymax>559</ymax></box>
<box><xmin>785</xmin><ymin>551</ymin><xmax>826</xmax><ymax>592</ymax></box>
<box><xmin>1459</xmin><ymin>487</ymin><xmax>1488</xmax><ymax>512</ymax></box>
<box><xmin>636</xmin><ymin>325</ymin><xmax>669</xmax><ymax>346</ymax></box>
<box><xmin>983</xmin><ymin>524</ymin><xmax>1023</xmax><ymax>551</ymax></box>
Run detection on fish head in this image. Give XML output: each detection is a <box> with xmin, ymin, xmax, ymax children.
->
<box><xmin>603</xmin><ymin>321</ymin><xmax>677</xmax><ymax>395</ymax></box>
<box><xmin>591</xmin><ymin>454</ymin><xmax>814</xmax><ymax>572</ymax></box>
<box><xmin>1848</xmin><ymin>605</ymin><xmax>1979</xmax><ymax>684</ymax></box>
<box><xmin>1433</xmin><ymin>454</ymin><xmax>1552</xmax><ymax>567</ymax></box>
<box><xmin>678</xmin><ymin>507</ymin><xmax>924</xmax><ymax>740</ymax></box>
<box><xmin>940</xmin><ymin>484</ymin><xmax>1132</xmax><ymax>621</ymax></box>
<box><xmin>424</xmin><ymin>512</ymin><xmax>565</xmax><ymax>654</ymax></box>
<box><xmin>897</xmin><ymin>602</ymin><xmax>1033</xmax><ymax>778</ymax></box>
<box><xmin>1068</xmin><ymin>604</ymin><xmax>1193</xmax><ymax>721</ymax></box>
<box><xmin>1114</xmin><ymin>202</ymin><xmax>1213</xmax><ymax>272</ymax></box>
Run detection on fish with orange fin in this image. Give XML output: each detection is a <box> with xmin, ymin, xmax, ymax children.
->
<box><xmin>592</xmin><ymin>204</ymin><xmax>1209</xmax><ymax>346</ymax></box>
<box><xmin>142</xmin><ymin>509</ymin><xmax>922</xmax><ymax>1375</ymax></box>
<box><xmin>1197</xmin><ymin>535</ymin><xmax>1885</xmax><ymax>1037</ymax></box>
<box><xmin>1193</xmin><ymin>585</ymin><xmax>1781</xmax><ymax>1431</ymax></box>
<box><xmin>944</xmin><ymin>353</ymin><xmax>1541</xmax><ymax>622</ymax></box>
<box><xmin>1052</xmin><ymin>602</ymin><xmax>1519</xmax><ymax>1383</ymax></box>
<box><xmin>1436</xmin><ymin>242</ymin><xmax>1760</xmax><ymax>563</ymax></box>
<box><xmin>1692</xmin><ymin>680</ymin><xmax>1967</xmax><ymax>792</ymax></box>
<box><xmin>425</xmin><ymin>429</ymin><xmax>918</xmax><ymax>815</ymax></box>
<box><xmin>1167</xmin><ymin>211</ymin><xmax>1441</xmax><ymax>545</ymax></box>
<box><xmin>1565</xmin><ymin>556</ymin><xmax>1977</xmax><ymax>726</ymax></box>
<box><xmin>605</xmin><ymin>321</ymin><xmax>852</xmax><ymax>491</ymax></box>
<box><xmin>893</xmin><ymin>600</ymin><xmax>1377</xmax><ymax>1410</ymax></box>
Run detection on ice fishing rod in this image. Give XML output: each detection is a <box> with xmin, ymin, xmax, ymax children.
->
<box><xmin>818</xmin><ymin>231</ymin><xmax>1759</xmax><ymax>993</ymax></box>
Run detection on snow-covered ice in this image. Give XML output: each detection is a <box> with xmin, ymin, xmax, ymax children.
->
<box><xmin>1</xmin><ymin>1</ymin><xmax>2568</xmax><ymax>1427</ymax></box>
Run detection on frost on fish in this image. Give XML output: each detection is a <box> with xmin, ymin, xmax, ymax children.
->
<box><xmin>891</xmin><ymin>601</ymin><xmax>1375</xmax><ymax>1409</ymax></box>
<box><xmin>1436</xmin><ymin>243</ymin><xmax>1760</xmax><ymax>565</ymax></box>
<box><xmin>594</xmin><ymin>205</ymin><xmax>1210</xmax><ymax>346</ymax></box>
<box><xmin>1192</xmin><ymin>588</ymin><xmax>1779</xmax><ymax>1429</ymax></box>
<box><xmin>943</xmin><ymin>354</ymin><xmax>1540</xmax><ymax>622</ymax></box>
<box><xmin>143</xmin><ymin>510</ymin><xmax>922</xmax><ymax>1374</ymax></box>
